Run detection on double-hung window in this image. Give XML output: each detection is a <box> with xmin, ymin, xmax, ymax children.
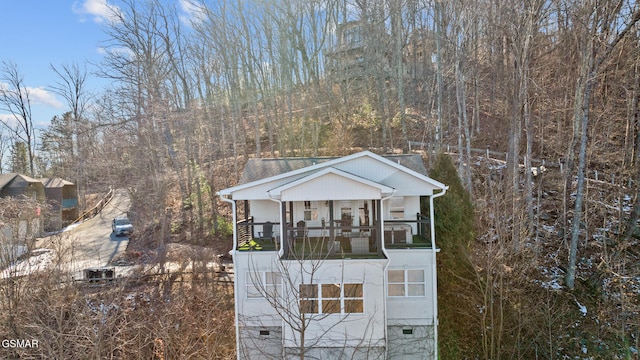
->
<box><xmin>299</xmin><ymin>283</ymin><xmax>364</xmax><ymax>314</ymax></box>
<box><xmin>387</xmin><ymin>269</ymin><xmax>426</xmax><ymax>297</ymax></box>
<box><xmin>247</xmin><ymin>271</ymin><xmax>282</xmax><ymax>299</ymax></box>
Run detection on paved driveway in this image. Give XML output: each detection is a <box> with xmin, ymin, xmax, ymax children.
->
<box><xmin>4</xmin><ymin>190</ymin><xmax>230</xmax><ymax>281</ymax></box>
<box><xmin>29</xmin><ymin>189</ymin><xmax>134</xmax><ymax>280</ymax></box>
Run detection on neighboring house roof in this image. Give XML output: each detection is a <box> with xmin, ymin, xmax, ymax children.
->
<box><xmin>0</xmin><ymin>173</ymin><xmax>46</xmax><ymax>198</ymax></box>
<box><xmin>0</xmin><ymin>173</ymin><xmax>42</xmax><ymax>189</ymax></box>
<box><xmin>0</xmin><ymin>173</ymin><xmax>19</xmax><ymax>189</ymax></box>
<box><xmin>40</xmin><ymin>178</ymin><xmax>75</xmax><ymax>188</ymax></box>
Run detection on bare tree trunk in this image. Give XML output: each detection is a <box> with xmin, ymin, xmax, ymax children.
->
<box><xmin>435</xmin><ymin>0</ymin><xmax>444</xmax><ymax>152</ymax></box>
<box><xmin>565</xmin><ymin>3</ymin><xmax>640</xmax><ymax>290</ymax></box>
<box><xmin>566</xmin><ymin>51</ymin><xmax>594</xmax><ymax>290</ymax></box>
<box><xmin>0</xmin><ymin>61</ymin><xmax>36</xmax><ymax>176</ymax></box>
<box><xmin>455</xmin><ymin>57</ymin><xmax>472</xmax><ymax>193</ymax></box>
<box><xmin>392</xmin><ymin>0</ymin><xmax>409</xmax><ymax>153</ymax></box>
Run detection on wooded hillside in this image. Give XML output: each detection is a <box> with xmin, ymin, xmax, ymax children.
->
<box><xmin>2</xmin><ymin>0</ymin><xmax>640</xmax><ymax>358</ymax></box>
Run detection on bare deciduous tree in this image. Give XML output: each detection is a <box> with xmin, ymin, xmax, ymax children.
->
<box><xmin>0</xmin><ymin>60</ymin><xmax>36</xmax><ymax>176</ymax></box>
<box><xmin>565</xmin><ymin>1</ymin><xmax>640</xmax><ymax>290</ymax></box>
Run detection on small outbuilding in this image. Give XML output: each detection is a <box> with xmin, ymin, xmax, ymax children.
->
<box><xmin>40</xmin><ymin>178</ymin><xmax>79</xmax><ymax>230</ymax></box>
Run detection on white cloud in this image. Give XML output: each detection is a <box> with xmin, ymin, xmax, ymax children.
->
<box><xmin>28</xmin><ymin>87</ymin><xmax>63</xmax><ymax>109</ymax></box>
<box><xmin>0</xmin><ymin>113</ymin><xmax>16</xmax><ymax>124</ymax></box>
<box><xmin>179</xmin><ymin>0</ymin><xmax>207</xmax><ymax>27</ymax></box>
<box><xmin>0</xmin><ymin>82</ymin><xmax>62</xmax><ymax>109</ymax></box>
<box><xmin>72</xmin><ymin>0</ymin><xmax>121</xmax><ymax>24</ymax></box>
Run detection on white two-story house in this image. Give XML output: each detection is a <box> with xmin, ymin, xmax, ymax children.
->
<box><xmin>218</xmin><ymin>151</ymin><xmax>447</xmax><ymax>360</ymax></box>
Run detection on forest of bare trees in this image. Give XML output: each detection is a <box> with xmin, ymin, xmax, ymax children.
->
<box><xmin>1</xmin><ymin>0</ymin><xmax>640</xmax><ymax>358</ymax></box>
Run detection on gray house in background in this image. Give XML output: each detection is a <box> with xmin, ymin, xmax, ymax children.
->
<box><xmin>0</xmin><ymin>173</ymin><xmax>78</xmax><ymax>232</ymax></box>
<box><xmin>40</xmin><ymin>178</ymin><xmax>78</xmax><ymax>230</ymax></box>
<box><xmin>0</xmin><ymin>174</ymin><xmax>47</xmax><ymax>262</ymax></box>
<box><xmin>0</xmin><ymin>173</ymin><xmax>46</xmax><ymax>200</ymax></box>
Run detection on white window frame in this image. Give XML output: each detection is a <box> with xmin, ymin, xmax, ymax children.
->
<box><xmin>246</xmin><ymin>271</ymin><xmax>282</xmax><ymax>299</ymax></box>
<box><xmin>387</xmin><ymin>269</ymin><xmax>426</xmax><ymax>297</ymax></box>
<box><xmin>299</xmin><ymin>283</ymin><xmax>364</xmax><ymax>314</ymax></box>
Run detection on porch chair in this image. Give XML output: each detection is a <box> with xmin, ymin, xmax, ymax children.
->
<box><xmin>338</xmin><ymin>214</ymin><xmax>352</xmax><ymax>237</ymax></box>
<box><xmin>294</xmin><ymin>220</ymin><xmax>307</xmax><ymax>240</ymax></box>
<box><xmin>258</xmin><ymin>222</ymin><xmax>274</xmax><ymax>243</ymax></box>
<box><xmin>292</xmin><ymin>220</ymin><xmax>309</xmax><ymax>252</ymax></box>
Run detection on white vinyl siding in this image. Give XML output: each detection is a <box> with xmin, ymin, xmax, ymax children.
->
<box><xmin>247</xmin><ymin>271</ymin><xmax>282</xmax><ymax>299</ymax></box>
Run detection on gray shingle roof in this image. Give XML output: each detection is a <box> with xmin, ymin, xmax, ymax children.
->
<box><xmin>40</xmin><ymin>178</ymin><xmax>74</xmax><ymax>188</ymax></box>
<box><xmin>0</xmin><ymin>173</ymin><xmax>41</xmax><ymax>188</ymax></box>
<box><xmin>0</xmin><ymin>173</ymin><xmax>19</xmax><ymax>189</ymax></box>
<box><xmin>239</xmin><ymin>153</ymin><xmax>427</xmax><ymax>184</ymax></box>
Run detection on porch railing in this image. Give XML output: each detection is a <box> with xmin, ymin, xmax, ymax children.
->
<box><xmin>236</xmin><ymin>217</ymin><xmax>253</xmax><ymax>249</ymax></box>
<box><xmin>236</xmin><ymin>217</ymin><xmax>281</xmax><ymax>250</ymax></box>
<box><xmin>235</xmin><ymin>213</ymin><xmax>432</xmax><ymax>254</ymax></box>
<box><xmin>285</xmin><ymin>224</ymin><xmax>381</xmax><ymax>259</ymax></box>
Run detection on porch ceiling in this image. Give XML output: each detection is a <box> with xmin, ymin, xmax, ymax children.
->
<box><xmin>267</xmin><ymin>167</ymin><xmax>395</xmax><ymax>201</ymax></box>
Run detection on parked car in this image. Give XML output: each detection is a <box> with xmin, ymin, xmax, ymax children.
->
<box><xmin>112</xmin><ymin>216</ymin><xmax>133</xmax><ymax>237</ymax></box>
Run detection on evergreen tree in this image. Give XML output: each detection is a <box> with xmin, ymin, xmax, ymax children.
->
<box><xmin>39</xmin><ymin>112</ymin><xmax>75</xmax><ymax>177</ymax></box>
<box><xmin>10</xmin><ymin>141</ymin><xmax>29</xmax><ymax>175</ymax></box>
<box><xmin>428</xmin><ymin>152</ymin><xmax>478</xmax><ymax>357</ymax></box>
<box><xmin>429</xmin><ymin>152</ymin><xmax>474</xmax><ymax>249</ymax></box>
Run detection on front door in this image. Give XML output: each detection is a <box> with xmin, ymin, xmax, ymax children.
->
<box><xmin>337</xmin><ymin>200</ymin><xmax>371</xmax><ymax>233</ymax></box>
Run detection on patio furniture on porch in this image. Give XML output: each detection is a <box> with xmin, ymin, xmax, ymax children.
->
<box><xmin>350</xmin><ymin>236</ymin><xmax>370</xmax><ymax>254</ymax></box>
<box><xmin>258</xmin><ymin>222</ymin><xmax>274</xmax><ymax>243</ymax></box>
<box><xmin>336</xmin><ymin>214</ymin><xmax>352</xmax><ymax>237</ymax></box>
<box><xmin>294</xmin><ymin>220</ymin><xmax>307</xmax><ymax>240</ymax></box>
<box><xmin>384</xmin><ymin>224</ymin><xmax>412</xmax><ymax>245</ymax></box>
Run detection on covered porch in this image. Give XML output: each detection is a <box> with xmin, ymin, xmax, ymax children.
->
<box><xmin>235</xmin><ymin>202</ymin><xmax>432</xmax><ymax>259</ymax></box>
<box><xmin>219</xmin><ymin>159</ymin><xmax>446</xmax><ymax>260</ymax></box>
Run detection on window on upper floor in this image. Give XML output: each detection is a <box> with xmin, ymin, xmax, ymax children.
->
<box><xmin>299</xmin><ymin>283</ymin><xmax>364</xmax><ymax>314</ymax></box>
<box><xmin>247</xmin><ymin>271</ymin><xmax>282</xmax><ymax>299</ymax></box>
<box><xmin>387</xmin><ymin>269</ymin><xmax>426</xmax><ymax>297</ymax></box>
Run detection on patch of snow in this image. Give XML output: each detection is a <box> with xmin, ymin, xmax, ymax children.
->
<box><xmin>1</xmin><ymin>248</ymin><xmax>54</xmax><ymax>278</ymax></box>
<box><xmin>43</xmin><ymin>222</ymin><xmax>82</xmax><ymax>237</ymax></box>
<box><xmin>542</xmin><ymin>224</ymin><xmax>556</xmax><ymax>234</ymax></box>
<box><xmin>63</xmin><ymin>223</ymin><xmax>82</xmax><ymax>232</ymax></box>
<box><xmin>536</xmin><ymin>266</ymin><xmax>564</xmax><ymax>290</ymax></box>
<box><xmin>488</xmin><ymin>163</ymin><xmax>507</xmax><ymax>170</ymax></box>
<box><xmin>540</xmin><ymin>279</ymin><xmax>563</xmax><ymax>290</ymax></box>
<box><xmin>576</xmin><ymin>300</ymin><xmax>587</xmax><ymax>316</ymax></box>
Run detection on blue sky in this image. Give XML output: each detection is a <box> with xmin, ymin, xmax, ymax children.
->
<box><xmin>0</xmin><ymin>0</ymin><xmax>120</xmax><ymax>128</ymax></box>
<box><xmin>0</xmin><ymin>0</ymin><xmax>204</xmax><ymax>131</ymax></box>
